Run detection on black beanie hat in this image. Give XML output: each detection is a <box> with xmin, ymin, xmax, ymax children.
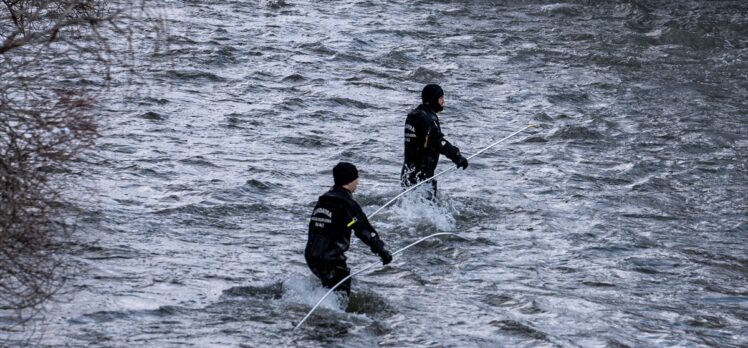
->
<box><xmin>421</xmin><ymin>84</ymin><xmax>444</xmax><ymax>112</ymax></box>
<box><xmin>333</xmin><ymin>162</ymin><xmax>359</xmax><ymax>187</ymax></box>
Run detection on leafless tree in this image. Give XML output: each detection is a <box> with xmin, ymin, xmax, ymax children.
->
<box><xmin>1</xmin><ymin>0</ymin><xmax>163</xmax><ymax>342</ymax></box>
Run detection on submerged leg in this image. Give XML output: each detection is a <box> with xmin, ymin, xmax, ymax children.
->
<box><xmin>427</xmin><ymin>179</ymin><xmax>438</xmax><ymax>201</ymax></box>
<box><xmin>402</xmin><ymin>169</ymin><xmax>438</xmax><ymax>202</ymax></box>
<box><xmin>320</xmin><ymin>262</ymin><xmax>351</xmax><ymax>296</ymax></box>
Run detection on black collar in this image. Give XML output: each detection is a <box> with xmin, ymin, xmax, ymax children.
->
<box><xmin>417</xmin><ymin>103</ymin><xmax>439</xmax><ymax>117</ymax></box>
<box><xmin>330</xmin><ymin>186</ymin><xmax>353</xmax><ymax>197</ymax></box>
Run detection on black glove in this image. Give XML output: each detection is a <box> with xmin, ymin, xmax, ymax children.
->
<box><xmin>379</xmin><ymin>249</ymin><xmax>392</xmax><ymax>265</ymax></box>
<box><xmin>455</xmin><ymin>155</ymin><xmax>468</xmax><ymax>170</ymax></box>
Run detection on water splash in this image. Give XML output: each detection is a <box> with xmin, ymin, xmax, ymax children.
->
<box><xmin>386</xmin><ymin>185</ymin><xmax>458</xmax><ymax>232</ymax></box>
<box><xmin>281</xmin><ymin>274</ymin><xmax>346</xmax><ymax>312</ymax></box>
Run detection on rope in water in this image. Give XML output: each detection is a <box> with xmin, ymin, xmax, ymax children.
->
<box><xmin>272</xmin><ymin>125</ymin><xmax>535</xmax><ymax>233</ymax></box>
<box><xmin>293</xmin><ymin>232</ymin><xmax>470</xmax><ymax>330</ymax></box>
<box><xmin>367</xmin><ymin>124</ymin><xmax>536</xmax><ymax>220</ymax></box>
<box><xmin>293</xmin><ymin>124</ymin><xmax>537</xmax><ymax>330</ymax></box>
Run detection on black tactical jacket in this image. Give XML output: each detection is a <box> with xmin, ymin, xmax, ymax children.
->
<box><xmin>402</xmin><ymin>104</ymin><xmax>461</xmax><ymax>178</ymax></box>
<box><xmin>305</xmin><ymin>186</ymin><xmax>386</xmax><ymax>263</ymax></box>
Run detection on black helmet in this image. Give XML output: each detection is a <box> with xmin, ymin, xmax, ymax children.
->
<box><xmin>421</xmin><ymin>84</ymin><xmax>444</xmax><ymax>112</ymax></box>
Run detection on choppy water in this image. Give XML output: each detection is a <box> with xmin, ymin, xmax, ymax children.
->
<box><xmin>32</xmin><ymin>0</ymin><xmax>748</xmax><ymax>347</ymax></box>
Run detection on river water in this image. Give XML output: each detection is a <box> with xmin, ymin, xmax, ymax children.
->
<box><xmin>33</xmin><ymin>0</ymin><xmax>748</xmax><ymax>347</ymax></box>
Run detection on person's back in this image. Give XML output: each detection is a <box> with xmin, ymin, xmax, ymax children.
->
<box><xmin>305</xmin><ymin>186</ymin><xmax>368</xmax><ymax>263</ymax></box>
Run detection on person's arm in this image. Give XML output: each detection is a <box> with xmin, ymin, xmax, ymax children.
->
<box><xmin>437</xmin><ymin>134</ymin><xmax>469</xmax><ymax>169</ymax></box>
<box><xmin>347</xmin><ymin>205</ymin><xmax>392</xmax><ymax>265</ymax></box>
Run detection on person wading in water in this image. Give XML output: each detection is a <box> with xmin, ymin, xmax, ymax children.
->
<box><xmin>401</xmin><ymin>84</ymin><xmax>468</xmax><ymax>199</ymax></box>
<box><xmin>305</xmin><ymin>162</ymin><xmax>392</xmax><ymax>295</ymax></box>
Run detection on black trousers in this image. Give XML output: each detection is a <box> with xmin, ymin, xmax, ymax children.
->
<box><xmin>307</xmin><ymin>259</ymin><xmax>351</xmax><ymax>295</ymax></box>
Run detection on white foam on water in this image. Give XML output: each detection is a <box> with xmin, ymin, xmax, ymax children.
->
<box><xmin>281</xmin><ymin>274</ymin><xmax>346</xmax><ymax>311</ymax></box>
<box><xmin>386</xmin><ymin>185</ymin><xmax>458</xmax><ymax>232</ymax></box>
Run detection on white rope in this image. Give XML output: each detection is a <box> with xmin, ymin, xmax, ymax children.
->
<box><xmin>367</xmin><ymin>124</ymin><xmax>536</xmax><ymax>220</ymax></box>
<box><xmin>293</xmin><ymin>232</ymin><xmax>470</xmax><ymax>330</ymax></box>
<box><xmin>293</xmin><ymin>124</ymin><xmax>537</xmax><ymax>330</ymax></box>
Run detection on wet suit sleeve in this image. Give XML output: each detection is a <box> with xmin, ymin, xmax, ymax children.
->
<box><xmin>436</xmin><ymin>134</ymin><xmax>462</xmax><ymax>163</ymax></box>
<box><xmin>346</xmin><ymin>203</ymin><xmax>386</xmax><ymax>255</ymax></box>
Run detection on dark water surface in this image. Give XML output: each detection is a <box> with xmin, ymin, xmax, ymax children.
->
<box><xmin>37</xmin><ymin>1</ymin><xmax>747</xmax><ymax>347</ymax></box>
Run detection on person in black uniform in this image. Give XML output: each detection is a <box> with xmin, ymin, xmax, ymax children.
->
<box><xmin>401</xmin><ymin>84</ymin><xmax>468</xmax><ymax>197</ymax></box>
<box><xmin>305</xmin><ymin>162</ymin><xmax>393</xmax><ymax>295</ymax></box>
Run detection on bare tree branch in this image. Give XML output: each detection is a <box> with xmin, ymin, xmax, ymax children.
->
<box><xmin>1</xmin><ymin>0</ymin><xmax>165</xmax><ymax>344</ymax></box>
